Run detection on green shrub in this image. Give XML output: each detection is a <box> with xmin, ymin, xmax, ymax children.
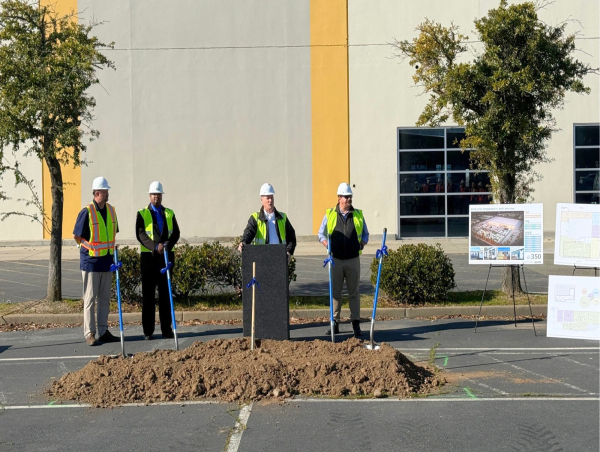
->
<box><xmin>111</xmin><ymin>246</ymin><xmax>142</xmax><ymax>304</ymax></box>
<box><xmin>203</xmin><ymin>241</ymin><xmax>243</xmax><ymax>294</ymax></box>
<box><xmin>110</xmin><ymin>240</ymin><xmax>298</xmax><ymax>303</ymax></box>
<box><xmin>172</xmin><ymin>244</ymin><xmax>208</xmax><ymax>298</ymax></box>
<box><xmin>370</xmin><ymin>243</ymin><xmax>456</xmax><ymax>306</ymax></box>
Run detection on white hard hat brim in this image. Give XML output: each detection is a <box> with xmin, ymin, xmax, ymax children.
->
<box><xmin>148</xmin><ymin>190</ymin><xmax>165</xmax><ymax>194</ymax></box>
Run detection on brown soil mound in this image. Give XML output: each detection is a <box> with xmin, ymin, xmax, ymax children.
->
<box><xmin>48</xmin><ymin>338</ymin><xmax>439</xmax><ymax>407</ymax></box>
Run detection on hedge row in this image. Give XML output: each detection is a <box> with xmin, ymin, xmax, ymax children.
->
<box><xmin>111</xmin><ymin>241</ymin><xmax>297</xmax><ymax>304</ymax></box>
<box><xmin>110</xmin><ymin>241</ymin><xmax>455</xmax><ymax>307</ymax></box>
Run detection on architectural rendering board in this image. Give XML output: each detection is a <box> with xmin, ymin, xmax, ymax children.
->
<box><xmin>547</xmin><ymin>275</ymin><xmax>600</xmax><ymax>341</ymax></box>
<box><xmin>469</xmin><ymin>204</ymin><xmax>543</xmax><ymax>265</ymax></box>
<box><xmin>554</xmin><ymin>203</ymin><xmax>600</xmax><ymax>267</ymax></box>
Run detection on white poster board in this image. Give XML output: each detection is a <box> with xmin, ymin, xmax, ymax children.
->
<box><xmin>554</xmin><ymin>203</ymin><xmax>600</xmax><ymax>267</ymax></box>
<box><xmin>547</xmin><ymin>275</ymin><xmax>600</xmax><ymax>341</ymax></box>
<box><xmin>469</xmin><ymin>204</ymin><xmax>543</xmax><ymax>265</ymax></box>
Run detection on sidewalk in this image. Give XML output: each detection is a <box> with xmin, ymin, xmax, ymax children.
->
<box><xmin>1</xmin><ymin>305</ymin><xmax>547</xmax><ymax>326</ymax></box>
<box><xmin>0</xmin><ymin>237</ymin><xmax>513</xmax><ymax>260</ymax></box>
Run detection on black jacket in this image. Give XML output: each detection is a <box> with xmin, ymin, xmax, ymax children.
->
<box><xmin>241</xmin><ymin>207</ymin><xmax>297</xmax><ymax>255</ymax></box>
<box><xmin>329</xmin><ymin>204</ymin><xmax>363</xmax><ymax>260</ymax></box>
<box><xmin>135</xmin><ymin>204</ymin><xmax>181</xmax><ymax>259</ymax></box>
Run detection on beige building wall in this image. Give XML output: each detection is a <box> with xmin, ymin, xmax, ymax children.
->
<box><xmin>348</xmin><ymin>0</ymin><xmax>599</xmax><ymax>237</ymax></box>
<box><xmin>78</xmin><ymin>0</ymin><xmax>313</xmax><ymax>240</ymax></box>
<box><xmin>0</xmin><ymin>155</ymin><xmax>43</xmax><ymax>241</ymax></box>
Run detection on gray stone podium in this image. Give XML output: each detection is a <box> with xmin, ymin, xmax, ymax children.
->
<box><xmin>242</xmin><ymin>244</ymin><xmax>289</xmax><ymax>340</ymax></box>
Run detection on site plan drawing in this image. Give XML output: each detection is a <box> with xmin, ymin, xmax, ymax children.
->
<box><xmin>547</xmin><ymin>275</ymin><xmax>600</xmax><ymax>340</ymax></box>
<box><xmin>554</xmin><ymin>203</ymin><xmax>600</xmax><ymax>267</ymax></box>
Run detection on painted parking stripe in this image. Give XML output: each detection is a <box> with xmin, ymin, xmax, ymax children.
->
<box><xmin>0</xmin><ymin>356</ymin><xmax>101</xmax><ymax>362</ymax></box>
<box><xmin>2</xmin><ymin>260</ymin><xmax>81</xmax><ymax>274</ymax></box>
<box><xmin>487</xmin><ymin>355</ymin><xmax>591</xmax><ymax>394</ymax></box>
<box><xmin>2</xmin><ymin>397</ymin><xmax>598</xmax><ymax>410</ymax></box>
<box><xmin>226</xmin><ymin>403</ymin><xmax>253</xmax><ymax>452</ymax></box>
<box><xmin>400</xmin><ymin>348</ymin><xmax>599</xmax><ymax>351</ymax></box>
<box><xmin>292</xmin><ymin>397</ymin><xmax>600</xmax><ymax>402</ymax></box>
<box><xmin>2</xmin><ymin>400</ymin><xmax>222</xmax><ymax>410</ymax></box>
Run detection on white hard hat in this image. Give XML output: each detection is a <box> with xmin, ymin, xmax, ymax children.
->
<box><xmin>337</xmin><ymin>183</ymin><xmax>353</xmax><ymax>196</ymax></box>
<box><xmin>148</xmin><ymin>181</ymin><xmax>165</xmax><ymax>194</ymax></box>
<box><xmin>260</xmin><ymin>183</ymin><xmax>275</xmax><ymax>196</ymax></box>
<box><xmin>92</xmin><ymin>176</ymin><xmax>110</xmax><ymax>190</ymax></box>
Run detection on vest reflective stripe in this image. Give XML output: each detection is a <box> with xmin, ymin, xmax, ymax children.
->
<box><xmin>139</xmin><ymin>207</ymin><xmax>174</xmax><ymax>252</ymax></box>
<box><xmin>80</xmin><ymin>203</ymin><xmax>116</xmax><ymax>257</ymax></box>
<box><xmin>251</xmin><ymin>211</ymin><xmax>287</xmax><ymax>245</ymax></box>
<box><xmin>326</xmin><ymin>208</ymin><xmax>364</xmax><ymax>253</ymax></box>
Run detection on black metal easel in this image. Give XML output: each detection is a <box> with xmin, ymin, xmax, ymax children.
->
<box><xmin>572</xmin><ymin>264</ymin><xmax>599</xmax><ymax>277</ymax></box>
<box><xmin>474</xmin><ymin>263</ymin><xmax>536</xmax><ymax>335</ymax></box>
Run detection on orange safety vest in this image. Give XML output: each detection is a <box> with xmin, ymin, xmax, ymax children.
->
<box><xmin>80</xmin><ymin>203</ymin><xmax>117</xmax><ymax>257</ymax></box>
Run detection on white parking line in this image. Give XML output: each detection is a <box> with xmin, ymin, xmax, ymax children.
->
<box><xmin>558</xmin><ymin>356</ymin><xmax>600</xmax><ymax>370</ymax></box>
<box><xmin>463</xmin><ymin>378</ymin><xmax>509</xmax><ymax>396</ymax></box>
<box><xmin>2</xmin><ymin>400</ymin><xmax>221</xmax><ymax>410</ymax></box>
<box><xmin>292</xmin><ymin>397</ymin><xmax>600</xmax><ymax>402</ymax></box>
<box><xmin>226</xmin><ymin>403</ymin><xmax>253</xmax><ymax>452</ymax></box>
<box><xmin>400</xmin><ymin>348</ymin><xmax>599</xmax><ymax>351</ymax></box>
<box><xmin>2</xmin><ymin>397</ymin><xmax>597</xmax><ymax>411</ymax></box>
<box><xmin>488</xmin><ymin>355</ymin><xmax>591</xmax><ymax>394</ymax></box>
<box><xmin>0</xmin><ymin>356</ymin><xmax>101</xmax><ymax>362</ymax></box>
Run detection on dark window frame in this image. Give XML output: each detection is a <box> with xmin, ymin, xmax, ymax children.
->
<box><xmin>573</xmin><ymin>123</ymin><xmax>600</xmax><ymax>205</ymax></box>
<box><xmin>397</xmin><ymin>126</ymin><xmax>492</xmax><ymax>238</ymax></box>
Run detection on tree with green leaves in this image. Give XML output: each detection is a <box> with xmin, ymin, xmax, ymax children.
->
<box><xmin>0</xmin><ymin>0</ymin><xmax>114</xmax><ymax>301</ymax></box>
<box><xmin>393</xmin><ymin>0</ymin><xmax>597</xmax><ymax>294</ymax></box>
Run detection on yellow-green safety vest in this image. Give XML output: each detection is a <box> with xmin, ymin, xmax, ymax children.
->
<box><xmin>139</xmin><ymin>207</ymin><xmax>174</xmax><ymax>252</ymax></box>
<box><xmin>326</xmin><ymin>208</ymin><xmax>364</xmax><ymax>254</ymax></box>
<box><xmin>80</xmin><ymin>203</ymin><xmax>117</xmax><ymax>257</ymax></box>
<box><xmin>251</xmin><ymin>211</ymin><xmax>287</xmax><ymax>245</ymax></box>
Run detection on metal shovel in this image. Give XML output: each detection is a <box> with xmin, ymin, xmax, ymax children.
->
<box><xmin>161</xmin><ymin>250</ymin><xmax>179</xmax><ymax>351</ymax></box>
<box><xmin>110</xmin><ymin>247</ymin><xmax>126</xmax><ymax>358</ymax></box>
<box><xmin>365</xmin><ymin>228</ymin><xmax>388</xmax><ymax>350</ymax></box>
<box><xmin>326</xmin><ymin>235</ymin><xmax>335</xmax><ymax>343</ymax></box>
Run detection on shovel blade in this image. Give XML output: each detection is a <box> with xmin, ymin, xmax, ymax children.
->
<box><xmin>364</xmin><ymin>343</ymin><xmax>381</xmax><ymax>350</ymax></box>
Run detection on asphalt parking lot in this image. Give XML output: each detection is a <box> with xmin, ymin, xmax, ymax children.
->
<box><xmin>0</xmin><ymin>253</ymin><xmax>594</xmax><ymax>302</ymax></box>
<box><xmin>0</xmin><ymin>319</ymin><xmax>598</xmax><ymax>451</ymax></box>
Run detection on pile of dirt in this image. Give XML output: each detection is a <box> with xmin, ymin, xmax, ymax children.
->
<box><xmin>48</xmin><ymin>338</ymin><xmax>440</xmax><ymax>407</ymax></box>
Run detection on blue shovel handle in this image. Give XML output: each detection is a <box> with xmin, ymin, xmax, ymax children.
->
<box><xmin>112</xmin><ymin>247</ymin><xmax>125</xmax><ymax>358</ymax></box>
<box><xmin>372</xmin><ymin>228</ymin><xmax>388</xmax><ymax>320</ymax></box>
<box><xmin>163</xmin><ymin>249</ymin><xmax>179</xmax><ymax>351</ymax></box>
<box><xmin>327</xmin><ymin>235</ymin><xmax>335</xmax><ymax>343</ymax></box>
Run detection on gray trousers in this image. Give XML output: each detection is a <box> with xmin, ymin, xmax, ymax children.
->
<box><xmin>82</xmin><ymin>271</ymin><xmax>112</xmax><ymax>338</ymax></box>
<box><xmin>331</xmin><ymin>256</ymin><xmax>361</xmax><ymax>321</ymax></box>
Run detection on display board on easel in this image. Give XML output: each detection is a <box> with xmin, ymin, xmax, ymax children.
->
<box><xmin>554</xmin><ymin>203</ymin><xmax>600</xmax><ymax>268</ymax></box>
<box><xmin>469</xmin><ymin>204</ymin><xmax>544</xmax><ymax>265</ymax></box>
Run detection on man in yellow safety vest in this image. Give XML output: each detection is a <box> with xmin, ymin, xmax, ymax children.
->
<box><xmin>318</xmin><ymin>183</ymin><xmax>369</xmax><ymax>337</ymax></box>
<box><xmin>135</xmin><ymin>181</ymin><xmax>180</xmax><ymax>340</ymax></box>
<box><xmin>73</xmin><ymin>176</ymin><xmax>120</xmax><ymax>346</ymax></box>
<box><xmin>238</xmin><ymin>183</ymin><xmax>297</xmax><ymax>261</ymax></box>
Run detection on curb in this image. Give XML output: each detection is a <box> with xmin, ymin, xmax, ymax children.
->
<box><xmin>1</xmin><ymin>306</ymin><xmax>546</xmax><ymax>325</ymax></box>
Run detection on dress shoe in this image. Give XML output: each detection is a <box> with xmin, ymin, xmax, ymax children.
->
<box><xmin>162</xmin><ymin>331</ymin><xmax>175</xmax><ymax>339</ymax></box>
<box><xmin>352</xmin><ymin>320</ymin><xmax>362</xmax><ymax>337</ymax></box>
<box><xmin>86</xmin><ymin>334</ymin><xmax>97</xmax><ymax>346</ymax></box>
<box><xmin>144</xmin><ymin>335</ymin><xmax>153</xmax><ymax>341</ymax></box>
<box><xmin>98</xmin><ymin>330</ymin><xmax>120</xmax><ymax>343</ymax></box>
<box><xmin>325</xmin><ymin>321</ymin><xmax>339</xmax><ymax>335</ymax></box>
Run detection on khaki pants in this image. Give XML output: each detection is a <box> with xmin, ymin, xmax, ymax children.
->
<box><xmin>82</xmin><ymin>271</ymin><xmax>112</xmax><ymax>338</ymax></box>
<box><xmin>331</xmin><ymin>256</ymin><xmax>360</xmax><ymax>321</ymax></box>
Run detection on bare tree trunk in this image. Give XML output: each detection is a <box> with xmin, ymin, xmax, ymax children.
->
<box><xmin>497</xmin><ymin>172</ymin><xmax>524</xmax><ymax>296</ymax></box>
<box><xmin>502</xmin><ymin>265</ymin><xmax>523</xmax><ymax>297</ymax></box>
<box><xmin>45</xmin><ymin>154</ymin><xmax>63</xmax><ymax>302</ymax></box>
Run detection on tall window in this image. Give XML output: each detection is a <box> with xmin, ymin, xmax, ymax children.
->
<box><xmin>397</xmin><ymin>127</ymin><xmax>491</xmax><ymax>238</ymax></box>
<box><xmin>574</xmin><ymin>124</ymin><xmax>599</xmax><ymax>204</ymax></box>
